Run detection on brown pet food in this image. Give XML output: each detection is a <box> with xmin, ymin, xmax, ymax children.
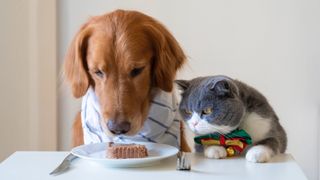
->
<box><xmin>106</xmin><ymin>142</ymin><xmax>148</xmax><ymax>159</ymax></box>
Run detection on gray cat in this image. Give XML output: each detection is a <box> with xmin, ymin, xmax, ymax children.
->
<box><xmin>176</xmin><ymin>75</ymin><xmax>287</xmax><ymax>163</ymax></box>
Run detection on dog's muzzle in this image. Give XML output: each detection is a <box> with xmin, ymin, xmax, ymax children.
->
<box><xmin>107</xmin><ymin>120</ymin><xmax>131</xmax><ymax>134</ymax></box>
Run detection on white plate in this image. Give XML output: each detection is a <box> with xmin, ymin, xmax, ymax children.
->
<box><xmin>71</xmin><ymin>142</ymin><xmax>179</xmax><ymax>168</ymax></box>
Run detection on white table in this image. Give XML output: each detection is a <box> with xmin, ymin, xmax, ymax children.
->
<box><xmin>0</xmin><ymin>152</ymin><xmax>307</xmax><ymax>180</ymax></box>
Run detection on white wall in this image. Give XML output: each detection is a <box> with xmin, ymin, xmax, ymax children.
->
<box><xmin>58</xmin><ymin>0</ymin><xmax>320</xmax><ymax>179</ymax></box>
<box><xmin>0</xmin><ymin>0</ymin><xmax>57</xmax><ymax>161</ymax></box>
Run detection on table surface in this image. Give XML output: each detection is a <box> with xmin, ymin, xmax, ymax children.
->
<box><xmin>0</xmin><ymin>152</ymin><xmax>307</xmax><ymax>180</ymax></box>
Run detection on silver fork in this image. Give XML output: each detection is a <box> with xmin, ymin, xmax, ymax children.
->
<box><xmin>49</xmin><ymin>153</ymin><xmax>78</xmax><ymax>175</ymax></box>
<box><xmin>176</xmin><ymin>151</ymin><xmax>191</xmax><ymax>171</ymax></box>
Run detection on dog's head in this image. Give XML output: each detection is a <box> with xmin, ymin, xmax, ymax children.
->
<box><xmin>64</xmin><ymin>10</ymin><xmax>186</xmax><ymax>136</ymax></box>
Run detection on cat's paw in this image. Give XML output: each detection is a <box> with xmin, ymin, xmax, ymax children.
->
<box><xmin>246</xmin><ymin>145</ymin><xmax>274</xmax><ymax>163</ymax></box>
<box><xmin>204</xmin><ymin>146</ymin><xmax>227</xmax><ymax>159</ymax></box>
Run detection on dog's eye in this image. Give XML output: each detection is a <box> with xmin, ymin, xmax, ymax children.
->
<box><xmin>94</xmin><ymin>70</ymin><xmax>104</xmax><ymax>78</ymax></box>
<box><xmin>130</xmin><ymin>67</ymin><xmax>145</xmax><ymax>78</ymax></box>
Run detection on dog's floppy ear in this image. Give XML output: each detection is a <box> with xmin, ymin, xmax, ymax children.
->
<box><xmin>64</xmin><ymin>24</ymin><xmax>92</xmax><ymax>98</ymax></box>
<box><xmin>146</xmin><ymin>21</ymin><xmax>186</xmax><ymax>92</ymax></box>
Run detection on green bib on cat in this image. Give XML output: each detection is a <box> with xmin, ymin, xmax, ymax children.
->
<box><xmin>194</xmin><ymin>129</ymin><xmax>252</xmax><ymax>156</ymax></box>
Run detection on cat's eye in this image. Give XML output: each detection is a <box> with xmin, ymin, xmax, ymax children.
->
<box><xmin>94</xmin><ymin>70</ymin><xmax>104</xmax><ymax>78</ymax></box>
<box><xmin>184</xmin><ymin>109</ymin><xmax>193</xmax><ymax>115</ymax></box>
<box><xmin>202</xmin><ymin>107</ymin><xmax>213</xmax><ymax>115</ymax></box>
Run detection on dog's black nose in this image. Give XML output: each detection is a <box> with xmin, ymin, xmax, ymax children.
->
<box><xmin>107</xmin><ymin>120</ymin><xmax>131</xmax><ymax>134</ymax></box>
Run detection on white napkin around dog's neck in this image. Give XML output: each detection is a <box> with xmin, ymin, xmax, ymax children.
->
<box><xmin>81</xmin><ymin>87</ymin><xmax>181</xmax><ymax>148</ymax></box>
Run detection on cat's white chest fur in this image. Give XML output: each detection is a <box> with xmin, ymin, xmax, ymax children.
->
<box><xmin>239</xmin><ymin>112</ymin><xmax>271</xmax><ymax>143</ymax></box>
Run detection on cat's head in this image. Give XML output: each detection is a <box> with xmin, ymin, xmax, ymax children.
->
<box><xmin>176</xmin><ymin>75</ymin><xmax>245</xmax><ymax>135</ymax></box>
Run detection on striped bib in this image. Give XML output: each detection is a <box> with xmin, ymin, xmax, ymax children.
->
<box><xmin>81</xmin><ymin>87</ymin><xmax>181</xmax><ymax>148</ymax></box>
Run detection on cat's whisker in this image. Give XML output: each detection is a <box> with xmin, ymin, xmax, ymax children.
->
<box><xmin>207</xmin><ymin>125</ymin><xmax>234</xmax><ymax>139</ymax></box>
<box><xmin>209</xmin><ymin>125</ymin><xmax>228</xmax><ymax>136</ymax></box>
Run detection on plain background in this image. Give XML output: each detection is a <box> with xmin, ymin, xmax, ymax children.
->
<box><xmin>0</xmin><ymin>0</ymin><xmax>319</xmax><ymax>180</ymax></box>
<box><xmin>0</xmin><ymin>0</ymin><xmax>57</xmax><ymax>163</ymax></box>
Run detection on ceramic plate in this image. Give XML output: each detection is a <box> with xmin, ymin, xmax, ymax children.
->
<box><xmin>71</xmin><ymin>142</ymin><xmax>178</xmax><ymax>167</ymax></box>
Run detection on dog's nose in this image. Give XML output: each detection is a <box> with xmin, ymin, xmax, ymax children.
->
<box><xmin>107</xmin><ymin>120</ymin><xmax>131</xmax><ymax>134</ymax></box>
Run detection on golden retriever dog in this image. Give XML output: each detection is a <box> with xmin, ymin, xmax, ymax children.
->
<box><xmin>64</xmin><ymin>9</ymin><xmax>190</xmax><ymax>151</ymax></box>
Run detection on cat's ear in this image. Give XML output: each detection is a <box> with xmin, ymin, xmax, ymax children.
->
<box><xmin>210</xmin><ymin>80</ymin><xmax>233</xmax><ymax>97</ymax></box>
<box><xmin>175</xmin><ymin>80</ymin><xmax>190</xmax><ymax>91</ymax></box>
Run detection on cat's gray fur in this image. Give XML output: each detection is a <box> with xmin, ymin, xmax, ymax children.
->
<box><xmin>176</xmin><ymin>75</ymin><xmax>287</xmax><ymax>162</ymax></box>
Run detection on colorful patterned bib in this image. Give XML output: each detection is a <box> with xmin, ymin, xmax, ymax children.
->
<box><xmin>194</xmin><ymin>129</ymin><xmax>252</xmax><ymax>156</ymax></box>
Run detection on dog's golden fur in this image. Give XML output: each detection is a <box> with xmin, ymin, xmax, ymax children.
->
<box><xmin>65</xmin><ymin>10</ymin><xmax>190</xmax><ymax>151</ymax></box>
